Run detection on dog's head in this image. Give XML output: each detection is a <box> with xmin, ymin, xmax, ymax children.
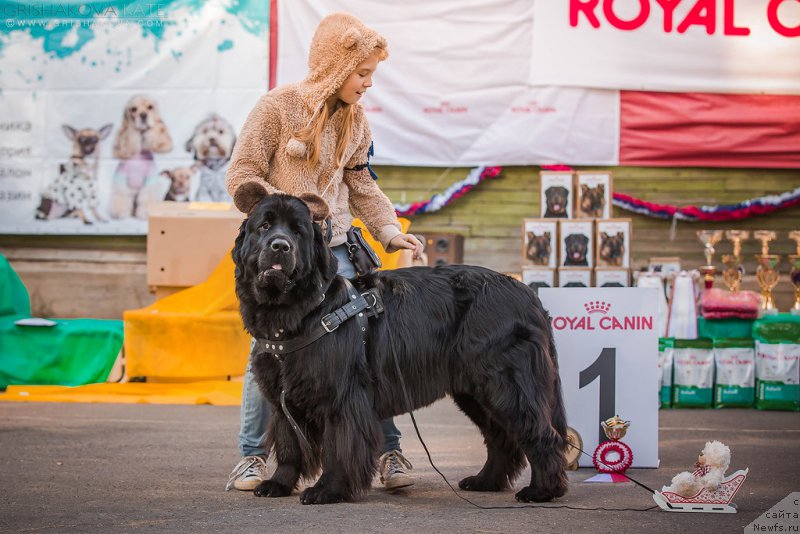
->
<box><xmin>526</xmin><ymin>231</ymin><xmax>551</xmax><ymax>265</ymax></box>
<box><xmin>114</xmin><ymin>94</ymin><xmax>173</xmax><ymax>158</ymax></box>
<box><xmin>186</xmin><ymin>114</ymin><xmax>237</xmax><ymax>164</ymax></box>
<box><xmin>161</xmin><ymin>166</ymin><xmax>196</xmax><ymax>197</ymax></box>
<box><xmin>63</xmin><ymin>124</ymin><xmax>112</xmax><ymax>158</ymax></box>
<box><xmin>545</xmin><ymin>186</ymin><xmax>568</xmax><ymax>216</ymax></box>
<box><xmin>232</xmin><ymin>193</ymin><xmax>337</xmax><ymax>315</ymax></box>
<box><xmin>599</xmin><ymin>232</ymin><xmax>625</xmax><ymax>266</ymax></box>
<box><xmin>564</xmin><ymin>234</ymin><xmax>589</xmax><ymax>264</ymax></box>
<box><xmin>580</xmin><ymin>184</ymin><xmax>605</xmax><ymax>217</ymax></box>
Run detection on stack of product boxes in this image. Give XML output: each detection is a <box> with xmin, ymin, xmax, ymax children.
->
<box><xmin>522</xmin><ymin>171</ymin><xmax>632</xmax><ymax>289</ymax></box>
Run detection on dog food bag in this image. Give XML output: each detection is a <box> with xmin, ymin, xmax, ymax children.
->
<box><xmin>753</xmin><ymin>315</ymin><xmax>800</xmax><ymax>411</ymax></box>
<box><xmin>713</xmin><ymin>338</ymin><xmax>755</xmax><ymax>408</ymax></box>
<box><xmin>658</xmin><ymin>338</ymin><xmax>674</xmax><ymax>408</ymax></box>
<box><xmin>672</xmin><ymin>338</ymin><xmax>714</xmax><ymax>408</ymax></box>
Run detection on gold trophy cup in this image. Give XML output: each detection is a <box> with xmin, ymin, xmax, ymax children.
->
<box><xmin>789</xmin><ymin>231</ymin><xmax>800</xmax><ymax>315</ymax></box>
<box><xmin>722</xmin><ymin>230</ymin><xmax>749</xmax><ymax>292</ymax></box>
<box><xmin>696</xmin><ymin>230</ymin><xmax>723</xmax><ymax>290</ymax></box>
<box><xmin>754</xmin><ymin>230</ymin><xmax>780</xmax><ymax>314</ymax></box>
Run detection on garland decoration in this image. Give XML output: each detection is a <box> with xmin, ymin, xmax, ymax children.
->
<box><xmin>612</xmin><ymin>187</ymin><xmax>800</xmax><ymax>222</ymax></box>
<box><xmin>392</xmin><ymin>164</ymin><xmax>800</xmax><ymax>222</ymax></box>
<box><xmin>393</xmin><ymin>166</ymin><xmax>502</xmax><ymax>217</ymax></box>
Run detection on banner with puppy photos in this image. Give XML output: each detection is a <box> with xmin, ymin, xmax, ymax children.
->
<box><xmin>0</xmin><ymin>0</ymin><xmax>268</xmax><ymax>234</ymax></box>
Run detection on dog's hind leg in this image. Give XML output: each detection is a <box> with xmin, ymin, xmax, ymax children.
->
<box><xmin>452</xmin><ymin>393</ymin><xmax>525</xmax><ymax>492</ymax></box>
<box><xmin>472</xmin><ymin>335</ymin><xmax>569</xmax><ymax>503</ymax></box>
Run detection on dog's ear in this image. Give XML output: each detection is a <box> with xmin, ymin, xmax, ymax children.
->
<box><xmin>311</xmin><ymin>218</ymin><xmax>337</xmax><ymax>283</ymax></box>
<box><xmin>616</xmin><ymin>232</ymin><xmax>624</xmax><ymax>239</ymax></box>
<box><xmin>232</xmin><ymin>218</ymin><xmax>250</xmax><ymax>279</ymax></box>
<box><xmin>598</xmin><ymin>183</ymin><xmax>605</xmax><ymax>193</ymax></box>
<box><xmin>600</xmin><ymin>232</ymin><xmax>608</xmax><ymax>241</ymax></box>
<box><xmin>298</xmin><ymin>192</ymin><xmax>332</xmax><ymax>224</ymax></box>
<box><xmin>62</xmin><ymin>125</ymin><xmax>78</xmax><ymax>141</ymax></box>
<box><xmin>543</xmin><ymin>231</ymin><xmax>551</xmax><ymax>239</ymax></box>
<box><xmin>581</xmin><ymin>183</ymin><xmax>589</xmax><ymax>193</ymax></box>
<box><xmin>160</xmin><ymin>169</ymin><xmax>173</xmax><ymax>180</ymax></box>
<box><xmin>98</xmin><ymin>124</ymin><xmax>113</xmax><ymax>140</ymax></box>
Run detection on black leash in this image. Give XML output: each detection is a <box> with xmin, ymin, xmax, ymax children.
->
<box><xmin>384</xmin><ymin>313</ymin><xmax>658</xmax><ymax>512</ymax></box>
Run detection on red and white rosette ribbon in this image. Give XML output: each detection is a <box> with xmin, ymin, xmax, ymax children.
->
<box><xmin>593</xmin><ymin>440</ymin><xmax>634</xmax><ymax>474</ymax></box>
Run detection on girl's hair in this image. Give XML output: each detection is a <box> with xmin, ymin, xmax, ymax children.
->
<box><xmin>294</xmin><ymin>101</ymin><xmax>354</xmax><ymax>168</ymax></box>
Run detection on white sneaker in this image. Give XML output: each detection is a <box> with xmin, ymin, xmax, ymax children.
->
<box><xmin>379</xmin><ymin>450</ymin><xmax>414</xmax><ymax>490</ymax></box>
<box><xmin>225</xmin><ymin>455</ymin><xmax>267</xmax><ymax>491</ymax></box>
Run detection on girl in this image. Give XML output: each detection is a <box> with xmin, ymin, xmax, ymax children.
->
<box><xmin>225</xmin><ymin>13</ymin><xmax>423</xmax><ymax>493</ymax></box>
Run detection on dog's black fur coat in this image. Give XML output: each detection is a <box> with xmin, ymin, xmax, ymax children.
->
<box><xmin>233</xmin><ymin>194</ymin><xmax>569</xmax><ymax>505</ymax></box>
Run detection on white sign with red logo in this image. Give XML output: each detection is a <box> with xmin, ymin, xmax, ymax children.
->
<box><xmin>539</xmin><ymin>288</ymin><xmax>660</xmax><ymax>468</ymax></box>
<box><xmin>531</xmin><ymin>0</ymin><xmax>800</xmax><ymax>94</ymax></box>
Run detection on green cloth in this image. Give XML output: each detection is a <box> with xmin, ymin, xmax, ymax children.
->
<box><xmin>0</xmin><ymin>255</ymin><xmax>123</xmax><ymax>390</ymax></box>
<box><xmin>697</xmin><ymin>317</ymin><xmax>754</xmax><ymax>340</ymax></box>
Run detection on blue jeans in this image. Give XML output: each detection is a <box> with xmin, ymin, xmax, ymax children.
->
<box><xmin>238</xmin><ymin>244</ymin><xmax>402</xmax><ymax>457</ymax></box>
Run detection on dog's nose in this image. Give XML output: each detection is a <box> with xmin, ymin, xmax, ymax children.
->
<box><xmin>139</xmin><ymin>112</ymin><xmax>148</xmax><ymax>121</ymax></box>
<box><xmin>270</xmin><ymin>238</ymin><xmax>291</xmax><ymax>253</ymax></box>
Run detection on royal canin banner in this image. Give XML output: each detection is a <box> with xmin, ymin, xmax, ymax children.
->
<box><xmin>532</xmin><ymin>0</ymin><xmax>800</xmax><ymax>95</ymax></box>
<box><xmin>275</xmin><ymin>0</ymin><xmax>800</xmax><ymax>168</ymax></box>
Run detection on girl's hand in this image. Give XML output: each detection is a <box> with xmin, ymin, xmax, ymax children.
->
<box><xmin>388</xmin><ymin>233</ymin><xmax>424</xmax><ymax>259</ymax></box>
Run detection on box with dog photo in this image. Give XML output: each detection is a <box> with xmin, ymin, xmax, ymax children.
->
<box><xmin>522</xmin><ymin>268</ymin><xmax>556</xmax><ymax>291</ymax></box>
<box><xmin>539</xmin><ymin>171</ymin><xmax>574</xmax><ymax>219</ymax></box>
<box><xmin>522</xmin><ymin>219</ymin><xmax>558</xmax><ymax>268</ymax></box>
<box><xmin>558</xmin><ymin>220</ymin><xmax>594</xmax><ymax>268</ymax></box>
<box><xmin>557</xmin><ymin>268</ymin><xmax>592</xmax><ymax>288</ymax></box>
<box><xmin>575</xmin><ymin>171</ymin><xmax>612</xmax><ymax>219</ymax></box>
<box><xmin>596</xmin><ymin>219</ymin><xmax>632</xmax><ymax>268</ymax></box>
<box><xmin>594</xmin><ymin>268</ymin><xmax>631</xmax><ymax>287</ymax></box>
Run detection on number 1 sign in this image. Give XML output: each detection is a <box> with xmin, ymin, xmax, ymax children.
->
<box><xmin>539</xmin><ymin>288</ymin><xmax>660</xmax><ymax>468</ymax></box>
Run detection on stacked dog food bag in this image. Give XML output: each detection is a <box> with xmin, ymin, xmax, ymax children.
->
<box><xmin>659</xmin><ymin>308</ymin><xmax>798</xmax><ymax>411</ymax></box>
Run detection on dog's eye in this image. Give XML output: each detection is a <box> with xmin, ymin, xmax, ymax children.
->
<box><xmin>130</xmin><ymin>106</ymin><xmax>137</xmax><ymax>113</ymax></box>
<box><xmin>259</xmin><ymin>222</ymin><xmax>270</xmax><ymax>232</ymax></box>
<box><xmin>147</xmin><ymin>104</ymin><xmax>153</xmax><ymax>110</ymax></box>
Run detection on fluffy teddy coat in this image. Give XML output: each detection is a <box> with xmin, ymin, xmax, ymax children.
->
<box><xmin>667</xmin><ymin>440</ymin><xmax>731</xmax><ymax>497</ymax></box>
<box><xmin>225</xmin><ymin>12</ymin><xmax>400</xmax><ymax>249</ymax></box>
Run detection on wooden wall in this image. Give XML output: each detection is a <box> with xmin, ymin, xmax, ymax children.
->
<box><xmin>1</xmin><ymin>165</ymin><xmax>799</xmax><ymax>317</ymax></box>
<box><xmin>375</xmin><ymin>165</ymin><xmax>800</xmax><ymax>309</ymax></box>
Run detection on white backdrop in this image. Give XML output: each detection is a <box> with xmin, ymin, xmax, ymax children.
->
<box><xmin>531</xmin><ymin>0</ymin><xmax>800</xmax><ymax>94</ymax></box>
<box><xmin>277</xmin><ymin>0</ymin><xmax>620</xmax><ymax>166</ymax></box>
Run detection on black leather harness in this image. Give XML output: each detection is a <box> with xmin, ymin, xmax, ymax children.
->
<box><xmin>255</xmin><ymin>279</ymin><xmax>384</xmax><ymax>357</ymax></box>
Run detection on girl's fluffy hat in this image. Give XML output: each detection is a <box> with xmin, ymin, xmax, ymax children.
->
<box><xmin>298</xmin><ymin>13</ymin><xmax>389</xmax><ymax>111</ymax></box>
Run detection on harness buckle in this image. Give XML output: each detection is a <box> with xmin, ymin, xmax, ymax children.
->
<box><xmin>321</xmin><ymin>313</ymin><xmax>339</xmax><ymax>333</ymax></box>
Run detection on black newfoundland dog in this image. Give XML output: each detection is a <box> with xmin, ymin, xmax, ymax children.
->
<box><xmin>233</xmin><ymin>194</ymin><xmax>569</xmax><ymax>505</ymax></box>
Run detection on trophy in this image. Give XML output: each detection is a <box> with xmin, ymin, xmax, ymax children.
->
<box><xmin>593</xmin><ymin>415</ymin><xmax>633</xmax><ymax>474</ymax></box>
<box><xmin>754</xmin><ymin>230</ymin><xmax>780</xmax><ymax>313</ymax></box>
<box><xmin>722</xmin><ymin>230</ymin><xmax>749</xmax><ymax>292</ymax></box>
<box><xmin>789</xmin><ymin>231</ymin><xmax>800</xmax><ymax>314</ymax></box>
<box><xmin>696</xmin><ymin>230</ymin><xmax>723</xmax><ymax>290</ymax></box>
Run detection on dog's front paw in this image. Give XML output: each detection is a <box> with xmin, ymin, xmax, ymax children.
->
<box><xmin>253</xmin><ymin>480</ymin><xmax>292</xmax><ymax>498</ymax></box>
<box><xmin>515</xmin><ymin>484</ymin><xmax>565</xmax><ymax>503</ymax></box>
<box><xmin>458</xmin><ymin>475</ymin><xmax>505</xmax><ymax>492</ymax></box>
<box><xmin>299</xmin><ymin>485</ymin><xmax>345</xmax><ymax>505</ymax></box>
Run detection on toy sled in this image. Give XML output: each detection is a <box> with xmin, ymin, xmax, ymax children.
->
<box><xmin>652</xmin><ymin>469</ymin><xmax>748</xmax><ymax>514</ymax></box>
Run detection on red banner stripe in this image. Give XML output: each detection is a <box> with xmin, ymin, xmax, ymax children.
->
<box><xmin>620</xmin><ymin>91</ymin><xmax>800</xmax><ymax>169</ymax></box>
